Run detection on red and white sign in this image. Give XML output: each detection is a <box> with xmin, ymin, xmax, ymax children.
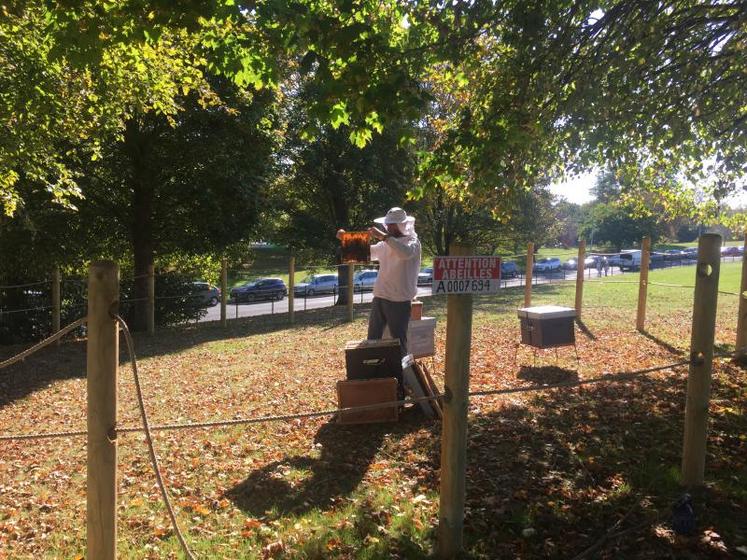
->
<box><xmin>432</xmin><ymin>256</ymin><xmax>502</xmax><ymax>294</ymax></box>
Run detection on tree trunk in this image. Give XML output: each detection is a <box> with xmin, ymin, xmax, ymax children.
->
<box><xmin>124</xmin><ymin>118</ymin><xmax>155</xmax><ymax>331</ymax></box>
<box><xmin>336</xmin><ymin>263</ymin><xmax>350</xmax><ymax>306</ymax></box>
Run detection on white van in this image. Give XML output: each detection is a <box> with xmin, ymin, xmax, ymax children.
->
<box><xmin>619</xmin><ymin>250</ymin><xmax>666</xmax><ymax>271</ymax></box>
<box><xmin>618</xmin><ymin>250</ymin><xmax>642</xmax><ymax>271</ymax></box>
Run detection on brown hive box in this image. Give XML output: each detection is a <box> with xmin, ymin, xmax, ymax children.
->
<box><xmin>336</xmin><ymin>377</ymin><xmax>398</xmax><ymax>424</ymax></box>
<box><xmin>411</xmin><ymin>300</ymin><xmax>423</xmax><ymax>320</ymax></box>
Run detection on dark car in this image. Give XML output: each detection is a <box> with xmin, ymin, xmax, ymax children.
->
<box><xmin>191</xmin><ymin>281</ymin><xmax>221</xmax><ymax>307</ymax></box>
<box><xmin>721</xmin><ymin>245</ymin><xmax>741</xmax><ymax>257</ymax></box>
<box><xmin>664</xmin><ymin>249</ymin><xmax>686</xmax><ymax>261</ymax></box>
<box><xmin>562</xmin><ymin>257</ymin><xmax>579</xmax><ymax>270</ymax></box>
<box><xmin>230</xmin><ymin>278</ymin><xmax>287</xmax><ymax>302</ymax></box>
<box><xmin>500</xmin><ymin>261</ymin><xmax>519</xmax><ymax>278</ymax></box>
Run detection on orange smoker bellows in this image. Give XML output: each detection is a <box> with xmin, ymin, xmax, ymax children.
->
<box><xmin>340</xmin><ymin>231</ymin><xmax>371</xmax><ymax>264</ymax></box>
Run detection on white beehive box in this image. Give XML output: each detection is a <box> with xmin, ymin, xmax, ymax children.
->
<box><xmin>384</xmin><ymin>316</ymin><xmax>436</xmax><ymax>358</ymax></box>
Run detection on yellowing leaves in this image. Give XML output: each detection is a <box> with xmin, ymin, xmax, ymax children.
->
<box><xmin>243</xmin><ymin>518</ymin><xmax>263</xmax><ymax>530</ymax></box>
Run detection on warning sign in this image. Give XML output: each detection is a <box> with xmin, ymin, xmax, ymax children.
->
<box><xmin>432</xmin><ymin>256</ymin><xmax>502</xmax><ymax>295</ymax></box>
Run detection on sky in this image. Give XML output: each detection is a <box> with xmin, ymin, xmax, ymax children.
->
<box><xmin>550</xmin><ymin>171</ymin><xmax>747</xmax><ymax>208</ymax></box>
<box><xmin>549</xmin><ymin>172</ymin><xmax>597</xmax><ymax>204</ymax></box>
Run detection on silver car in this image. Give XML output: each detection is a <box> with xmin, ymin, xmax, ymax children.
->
<box><xmin>417</xmin><ymin>267</ymin><xmax>433</xmax><ymax>285</ymax></box>
<box><xmin>354</xmin><ymin>269</ymin><xmax>378</xmax><ymax>291</ymax></box>
<box><xmin>191</xmin><ymin>282</ymin><xmax>221</xmax><ymax>307</ymax></box>
<box><xmin>294</xmin><ymin>274</ymin><xmax>339</xmax><ymax>296</ymax></box>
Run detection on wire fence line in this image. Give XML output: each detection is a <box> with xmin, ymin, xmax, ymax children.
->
<box><xmin>0</xmin><ymin>304</ymin><xmax>55</xmax><ymax>315</ymax></box>
<box><xmin>0</xmin><ymin>280</ymin><xmax>50</xmax><ymax>289</ymax></box>
<box><xmin>0</xmin><ymin>252</ymin><xmax>742</xmax><ymax>331</ymax></box>
<box><xmin>718</xmin><ymin>290</ymin><xmax>742</xmax><ymax>297</ymax></box>
<box><xmin>0</xmin><ymin>352</ymin><xmax>714</xmax><ymax>443</ymax></box>
<box><xmin>0</xmin><ymin>317</ymin><xmax>86</xmax><ymax>370</ymax></box>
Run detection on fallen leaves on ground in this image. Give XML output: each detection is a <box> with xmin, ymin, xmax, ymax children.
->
<box><xmin>0</xmin><ymin>297</ymin><xmax>745</xmax><ymax>559</ymax></box>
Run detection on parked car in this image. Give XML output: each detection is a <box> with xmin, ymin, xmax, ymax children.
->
<box><xmin>230</xmin><ymin>278</ymin><xmax>287</xmax><ymax>302</ymax></box>
<box><xmin>607</xmin><ymin>254</ymin><xmax>623</xmax><ymax>268</ymax></box>
<box><xmin>533</xmin><ymin>257</ymin><xmax>562</xmax><ymax>273</ymax></box>
<box><xmin>562</xmin><ymin>257</ymin><xmax>579</xmax><ymax>270</ymax></box>
<box><xmin>584</xmin><ymin>256</ymin><xmax>600</xmax><ymax>269</ymax></box>
<box><xmin>619</xmin><ymin>250</ymin><xmax>668</xmax><ymax>271</ymax></box>
<box><xmin>294</xmin><ymin>274</ymin><xmax>338</xmax><ymax>296</ymax></box>
<box><xmin>501</xmin><ymin>261</ymin><xmax>519</xmax><ymax>278</ymax></box>
<box><xmin>354</xmin><ymin>269</ymin><xmax>379</xmax><ymax>291</ymax></box>
<box><xmin>418</xmin><ymin>267</ymin><xmax>433</xmax><ymax>285</ymax></box>
<box><xmin>191</xmin><ymin>281</ymin><xmax>221</xmax><ymax>307</ymax></box>
<box><xmin>664</xmin><ymin>249</ymin><xmax>686</xmax><ymax>261</ymax></box>
<box><xmin>564</xmin><ymin>256</ymin><xmax>599</xmax><ymax>270</ymax></box>
<box><xmin>721</xmin><ymin>245</ymin><xmax>741</xmax><ymax>257</ymax></box>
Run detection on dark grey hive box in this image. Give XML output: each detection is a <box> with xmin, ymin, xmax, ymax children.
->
<box><xmin>517</xmin><ymin>305</ymin><xmax>576</xmax><ymax>348</ymax></box>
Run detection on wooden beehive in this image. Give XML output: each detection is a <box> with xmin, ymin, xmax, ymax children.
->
<box><xmin>336</xmin><ymin>378</ymin><xmax>398</xmax><ymax>424</ymax></box>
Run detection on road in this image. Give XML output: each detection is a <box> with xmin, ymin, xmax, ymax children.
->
<box><xmin>198</xmin><ymin>268</ymin><xmax>622</xmax><ymax>323</ymax></box>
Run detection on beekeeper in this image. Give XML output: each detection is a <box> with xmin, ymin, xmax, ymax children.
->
<box><xmin>337</xmin><ymin>207</ymin><xmax>421</xmax><ymax>355</ymax></box>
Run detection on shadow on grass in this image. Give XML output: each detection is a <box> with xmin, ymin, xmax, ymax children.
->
<box><xmin>0</xmin><ymin>302</ymin><xmax>372</xmax><ymax>407</ymax></box>
<box><xmin>575</xmin><ymin>318</ymin><xmax>597</xmax><ymax>340</ymax></box>
<box><xmin>403</xmin><ymin>367</ymin><xmax>747</xmax><ymax>559</ymax></box>
<box><xmin>517</xmin><ymin>365</ymin><xmax>579</xmax><ymax>385</ymax></box>
<box><xmin>227</xmin><ymin>408</ymin><xmax>431</xmax><ymax>519</ymax></box>
<box><xmin>639</xmin><ymin>329</ymin><xmax>687</xmax><ymax>356</ymax></box>
<box><xmin>0</xmin><ymin>281</ymin><xmax>573</xmax><ymax>409</ymax></box>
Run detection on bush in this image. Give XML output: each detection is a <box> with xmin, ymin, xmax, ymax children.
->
<box><xmin>0</xmin><ymin>273</ymin><xmax>209</xmax><ymax>345</ymax></box>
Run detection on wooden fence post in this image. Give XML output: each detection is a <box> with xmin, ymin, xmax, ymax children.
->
<box><xmin>347</xmin><ymin>265</ymin><xmax>355</xmax><ymax>322</ymax></box>
<box><xmin>682</xmin><ymin>233</ymin><xmax>721</xmax><ymax>486</ymax></box>
<box><xmin>52</xmin><ymin>266</ymin><xmax>61</xmax><ymax>344</ymax></box>
<box><xmin>288</xmin><ymin>256</ymin><xmax>295</xmax><ymax>325</ymax></box>
<box><xmin>146</xmin><ymin>264</ymin><xmax>155</xmax><ymax>335</ymax></box>
<box><xmin>736</xmin><ymin>231</ymin><xmax>747</xmax><ymax>359</ymax></box>
<box><xmin>636</xmin><ymin>237</ymin><xmax>651</xmax><ymax>332</ymax></box>
<box><xmin>524</xmin><ymin>242</ymin><xmax>534</xmax><ymax>307</ymax></box>
<box><xmin>575</xmin><ymin>240</ymin><xmax>586</xmax><ymax>318</ymax></box>
<box><xmin>438</xmin><ymin>243</ymin><xmax>474</xmax><ymax>559</ymax></box>
<box><xmin>87</xmin><ymin>261</ymin><xmax>119</xmax><ymax>560</ymax></box>
<box><xmin>220</xmin><ymin>259</ymin><xmax>227</xmax><ymax>328</ymax></box>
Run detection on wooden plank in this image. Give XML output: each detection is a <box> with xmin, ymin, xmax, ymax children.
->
<box><xmin>220</xmin><ymin>259</ymin><xmax>227</xmax><ymax>328</ymax></box>
<box><xmin>636</xmin><ymin>236</ymin><xmax>651</xmax><ymax>331</ymax></box>
<box><xmin>736</xmin><ymin>231</ymin><xmax>747</xmax><ymax>358</ymax></box>
<box><xmin>87</xmin><ymin>261</ymin><xmax>119</xmax><ymax>560</ymax></box>
<box><xmin>402</xmin><ymin>356</ymin><xmax>435</xmax><ymax>418</ymax></box>
<box><xmin>416</xmin><ymin>361</ymin><xmax>442</xmax><ymax>419</ymax></box>
<box><xmin>52</xmin><ymin>266</ymin><xmax>60</xmax><ymax>344</ymax></box>
<box><xmin>682</xmin><ymin>233</ymin><xmax>721</xmax><ymax>486</ymax></box>
<box><xmin>438</xmin><ymin>242</ymin><xmax>474</xmax><ymax>558</ymax></box>
<box><xmin>524</xmin><ymin>242</ymin><xmax>533</xmax><ymax>306</ymax></box>
<box><xmin>574</xmin><ymin>239</ymin><xmax>586</xmax><ymax>318</ymax></box>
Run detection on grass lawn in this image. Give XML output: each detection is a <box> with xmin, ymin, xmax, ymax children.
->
<box><xmin>0</xmin><ymin>264</ymin><xmax>745</xmax><ymax>559</ymax></box>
